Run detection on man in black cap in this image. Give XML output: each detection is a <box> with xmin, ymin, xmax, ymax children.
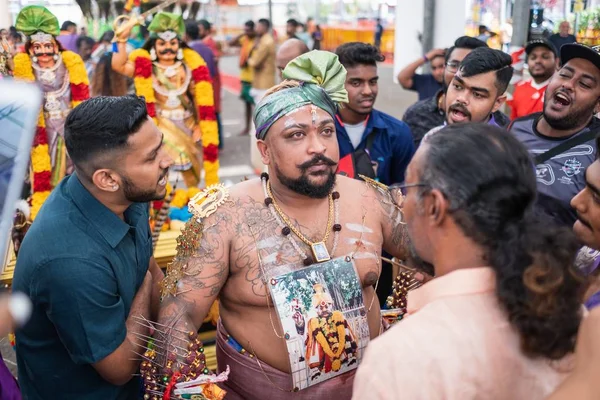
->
<box><xmin>511</xmin><ymin>44</ymin><xmax>600</xmax><ymax>227</ymax></box>
<box><xmin>508</xmin><ymin>39</ymin><xmax>558</xmax><ymax>119</ymax></box>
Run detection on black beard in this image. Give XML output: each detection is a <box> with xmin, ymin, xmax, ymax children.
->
<box><xmin>121</xmin><ymin>173</ymin><xmax>166</xmax><ymax>203</ymax></box>
<box><xmin>543</xmin><ymin>97</ymin><xmax>597</xmax><ymax>131</ymax></box>
<box><xmin>274</xmin><ymin>164</ymin><xmax>336</xmax><ymax>199</ymax></box>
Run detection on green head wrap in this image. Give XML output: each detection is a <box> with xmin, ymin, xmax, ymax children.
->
<box><xmin>148</xmin><ymin>12</ymin><xmax>185</xmax><ymax>39</ymax></box>
<box><xmin>15</xmin><ymin>6</ymin><xmax>60</xmax><ymax>37</ymax></box>
<box><xmin>253</xmin><ymin>50</ymin><xmax>348</xmax><ymax>140</ymax></box>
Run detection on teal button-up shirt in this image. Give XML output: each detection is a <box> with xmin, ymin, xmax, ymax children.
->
<box><xmin>13</xmin><ymin>174</ymin><xmax>152</xmax><ymax>400</ymax></box>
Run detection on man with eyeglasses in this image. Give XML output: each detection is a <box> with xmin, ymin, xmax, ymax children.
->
<box><xmin>510</xmin><ymin>44</ymin><xmax>600</xmax><ymax>227</ymax></box>
<box><xmin>402</xmin><ymin>36</ymin><xmax>510</xmax><ymax>148</ymax></box>
<box><xmin>397</xmin><ymin>47</ymin><xmax>446</xmax><ymax>101</ymax></box>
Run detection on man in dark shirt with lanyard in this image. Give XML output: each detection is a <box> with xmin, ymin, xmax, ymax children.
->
<box><xmin>511</xmin><ymin>44</ymin><xmax>600</xmax><ymax>227</ymax></box>
<box><xmin>334</xmin><ymin>42</ymin><xmax>415</xmax><ymax>185</ymax></box>
<box><xmin>13</xmin><ymin>96</ymin><xmax>172</xmax><ymax>399</ymax></box>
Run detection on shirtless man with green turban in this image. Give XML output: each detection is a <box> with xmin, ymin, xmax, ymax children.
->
<box><xmin>157</xmin><ymin>51</ymin><xmax>409</xmax><ymax>399</ymax></box>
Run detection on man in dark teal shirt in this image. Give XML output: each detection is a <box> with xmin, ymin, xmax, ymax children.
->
<box><xmin>13</xmin><ymin>95</ymin><xmax>172</xmax><ymax>399</ymax></box>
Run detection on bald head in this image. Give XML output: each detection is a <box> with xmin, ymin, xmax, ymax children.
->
<box><xmin>276</xmin><ymin>39</ymin><xmax>310</xmax><ymax>79</ymax></box>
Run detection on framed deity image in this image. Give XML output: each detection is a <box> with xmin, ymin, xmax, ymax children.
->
<box><xmin>268</xmin><ymin>257</ymin><xmax>370</xmax><ymax>391</ymax></box>
<box><xmin>0</xmin><ymin>79</ymin><xmax>42</xmax><ymax>269</ymax></box>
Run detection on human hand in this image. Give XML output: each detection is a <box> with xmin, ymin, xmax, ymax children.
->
<box><xmin>425</xmin><ymin>48</ymin><xmax>445</xmax><ymax>61</ymax></box>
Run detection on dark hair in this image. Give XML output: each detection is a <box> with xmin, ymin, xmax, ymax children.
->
<box><xmin>0</xmin><ymin>28</ymin><xmax>6</xmax><ymax>34</ymax></box>
<box><xmin>185</xmin><ymin>19</ymin><xmax>200</xmax><ymax>40</ymax></box>
<box><xmin>445</xmin><ymin>36</ymin><xmax>489</xmax><ymax>62</ymax></box>
<box><xmin>258</xmin><ymin>18</ymin><xmax>271</xmax><ymax>29</ymax></box>
<box><xmin>198</xmin><ymin>19</ymin><xmax>211</xmax><ymax>31</ymax></box>
<box><xmin>459</xmin><ymin>47</ymin><xmax>513</xmax><ymax>94</ymax></box>
<box><xmin>61</xmin><ymin>21</ymin><xmax>76</xmax><ymax>31</ymax></box>
<box><xmin>478</xmin><ymin>25</ymin><xmax>488</xmax><ymax>34</ymax></box>
<box><xmin>65</xmin><ymin>95</ymin><xmax>148</xmax><ymax>176</ymax></box>
<box><xmin>335</xmin><ymin>42</ymin><xmax>385</xmax><ymax>68</ymax></box>
<box><xmin>244</xmin><ymin>20</ymin><xmax>255</xmax><ymax>29</ymax></box>
<box><xmin>421</xmin><ymin>123</ymin><xmax>584</xmax><ymax>360</ymax></box>
<box><xmin>90</xmin><ymin>52</ymin><xmax>129</xmax><ymax>97</ymax></box>
<box><xmin>76</xmin><ymin>35</ymin><xmax>95</xmax><ymax>49</ymax></box>
<box><xmin>99</xmin><ymin>30</ymin><xmax>115</xmax><ymax>43</ymax></box>
<box><xmin>287</xmin><ymin>19</ymin><xmax>299</xmax><ymax>27</ymax></box>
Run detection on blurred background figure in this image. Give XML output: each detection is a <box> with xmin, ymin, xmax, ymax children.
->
<box><xmin>374</xmin><ymin>18</ymin><xmax>384</xmax><ymax>50</ymax></box>
<box><xmin>76</xmin><ymin>35</ymin><xmax>96</xmax><ymax>81</ymax></box>
<box><xmin>548</xmin><ymin>21</ymin><xmax>577</xmax><ymax>59</ymax></box>
<box><xmin>57</xmin><ymin>20</ymin><xmax>79</xmax><ymax>52</ymax></box>
<box><xmin>312</xmin><ymin>24</ymin><xmax>322</xmax><ymax>50</ymax></box>
<box><xmin>228</xmin><ymin>20</ymin><xmax>256</xmax><ymax>136</ymax></box>
<box><xmin>286</xmin><ymin>18</ymin><xmax>300</xmax><ymax>40</ymax></box>
<box><xmin>90</xmin><ymin>52</ymin><xmax>130</xmax><ymax>97</ymax></box>
<box><xmin>397</xmin><ymin>48</ymin><xmax>445</xmax><ymax>101</ymax></box>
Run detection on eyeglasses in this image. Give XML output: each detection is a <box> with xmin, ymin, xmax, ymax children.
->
<box><xmin>445</xmin><ymin>61</ymin><xmax>460</xmax><ymax>72</ymax></box>
<box><xmin>388</xmin><ymin>182</ymin><xmax>429</xmax><ymax>208</ymax></box>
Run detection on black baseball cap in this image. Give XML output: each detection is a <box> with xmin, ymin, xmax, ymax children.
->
<box><xmin>560</xmin><ymin>43</ymin><xmax>600</xmax><ymax>72</ymax></box>
<box><xmin>525</xmin><ymin>39</ymin><xmax>557</xmax><ymax>56</ymax></box>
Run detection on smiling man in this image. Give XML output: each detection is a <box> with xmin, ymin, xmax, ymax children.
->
<box><xmin>507</xmin><ymin>39</ymin><xmax>557</xmax><ymax>119</ymax></box>
<box><xmin>334</xmin><ymin>42</ymin><xmax>414</xmax><ymax>185</ymax></box>
<box><xmin>13</xmin><ymin>96</ymin><xmax>171</xmax><ymax>399</ymax></box>
<box><xmin>511</xmin><ymin>43</ymin><xmax>600</xmax><ymax>227</ymax></box>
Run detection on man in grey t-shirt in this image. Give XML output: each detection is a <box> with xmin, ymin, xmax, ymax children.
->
<box><xmin>510</xmin><ymin>43</ymin><xmax>600</xmax><ymax>227</ymax></box>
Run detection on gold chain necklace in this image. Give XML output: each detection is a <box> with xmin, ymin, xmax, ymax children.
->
<box><xmin>266</xmin><ymin>181</ymin><xmax>334</xmax><ymax>263</ymax></box>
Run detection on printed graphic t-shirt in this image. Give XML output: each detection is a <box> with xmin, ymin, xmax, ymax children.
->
<box><xmin>510</xmin><ymin>113</ymin><xmax>600</xmax><ymax>226</ymax></box>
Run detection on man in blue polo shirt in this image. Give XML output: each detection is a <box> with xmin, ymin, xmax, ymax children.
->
<box><xmin>334</xmin><ymin>42</ymin><xmax>414</xmax><ymax>185</ymax></box>
<box><xmin>13</xmin><ymin>95</ymin><xmax>172</xmax><ymax>399</ymax></box>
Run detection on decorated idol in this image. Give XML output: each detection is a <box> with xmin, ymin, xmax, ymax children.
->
<box><xmin>13</xmin><ymin>6</ymin><xmax>90</xmax><ymax>220</ymax></box>
<box><xmin>112</xmin><ymin>12</ymin><xmax>219</xmax><ymax>187</ymax></box>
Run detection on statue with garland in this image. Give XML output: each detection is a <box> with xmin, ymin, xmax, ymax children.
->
<box><xmin>112</xmin><ymin>12</ymin><xmax>219</xmax><ymax>187</ymax></box>
<box><xmin>13</xmin><ymin>6</ymin><xmax>90</xmax><ymax>221</ymax></box>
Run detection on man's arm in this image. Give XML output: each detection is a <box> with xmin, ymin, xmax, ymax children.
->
<box><xmin>110</xmin><ymin>25</ymin><xmax>135</xmax><ymax>77</ymax></box>
<box><xmin>40</xmin><ymin>259</ymin><xmax>153</xmax><ymax>386</ymax></box>
<box><xmin>157</xmin><ymin>206</ymin><xmax>231</xmax><ymax>354</ymax></box>
<box><xmin>228</xmin><ymin>33</ymin><xmax>244</xmax><ymax>47</ymax></box>
<box><xmin>397</xmin><ymin>49</ymin><xmax>445</xmax><ymax>90</ymax></box>
<box><xmin>247</xmin><ymin>38</ymin><xmax>270</xmax><ymax>70</ymax></box>
<box><xmin>92</xmin><ymin>271</ymin><xmax>153</xmax><ymax>385</ymax></box>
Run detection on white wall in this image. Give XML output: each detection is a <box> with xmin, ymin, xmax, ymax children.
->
<box><xmin>393</xmin><ymin>0</ymin><xmax>468</xmax><ymax>83</ymax></box>
<box><xmin>432</xmin><ymin>0</ymin><xmax>468</xmax><ymax>49</ymax></box>
<box><xmin>393</xmin><ymin>0</ymin><xmax>424</xmax><ymax>83</ymax></box>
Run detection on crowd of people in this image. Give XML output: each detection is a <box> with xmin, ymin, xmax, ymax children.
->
<box><xmin>2</xmin><ymin>6</ymin><xmax>600</xmax><ymax>400</ymax></box>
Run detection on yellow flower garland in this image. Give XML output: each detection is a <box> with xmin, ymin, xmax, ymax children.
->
<box><xmin>131</xmin><ymin>48</ymin><xmax>220</xmax><ymax>187</ymax></box>
<box><xmin>13</xmin><ymin>51</ymin><xmax>89</xmax><ymax>220</ymax></box>
<box><xmin>182</xmin><ymin>48</ymin><xmax>219</xmax><ymax>186</ymax></box>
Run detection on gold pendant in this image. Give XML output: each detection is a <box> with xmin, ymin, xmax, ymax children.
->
<box><xmin>311</xmin><ymin>242</ymin><xmax>331</xmax><ymax>263</ymax></box>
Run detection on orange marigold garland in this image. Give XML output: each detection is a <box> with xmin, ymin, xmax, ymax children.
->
<box><xmin>130</xmin><ymin>48</ymin><xmax>219</xmax><ymax>187</ymax></box>
<box><xmin>13</xmin><ymin>50</ymin><xmax>89</xmax><ymax>220</ymax></box>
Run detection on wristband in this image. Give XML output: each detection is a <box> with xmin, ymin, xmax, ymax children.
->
<box><xmin>423</xmin><ymin>55</ymin><xmax>429</xmax><ymax>62</ymax></box>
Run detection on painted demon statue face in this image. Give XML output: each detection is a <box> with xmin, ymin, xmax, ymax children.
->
<box><xmin>29</xmin><ymin>31</ymin><xmax>59</xmax><ymax>68</ymax></box>
<box><xmin>153</xmin><ymin>30</ymin><xmax>181</xmax><ymax>63</ymax></box>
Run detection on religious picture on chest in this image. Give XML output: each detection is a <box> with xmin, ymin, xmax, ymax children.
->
<box><xmin>269</xmin><ymin>257</ymin><xmax>369</xmax><ymax>390</ymax></box>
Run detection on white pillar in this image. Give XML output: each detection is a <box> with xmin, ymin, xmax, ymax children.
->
<box><xmin>0</xmin><ymin>0</ymin><xmax>11</xmax><ymax>29</ymax></box>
